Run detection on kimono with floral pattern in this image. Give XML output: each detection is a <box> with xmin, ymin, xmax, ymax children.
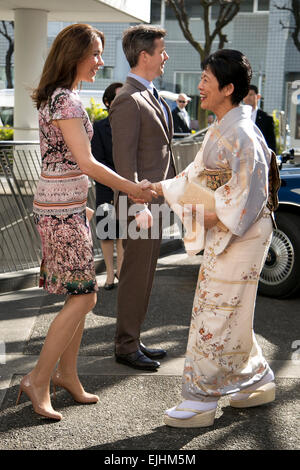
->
<box><xmin>162</xmin><ymin>105</ymin><xmax>274</xmax><ymax>400</ymax></box>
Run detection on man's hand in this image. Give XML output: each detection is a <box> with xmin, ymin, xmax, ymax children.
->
<box><xmin>135</xmin><ymin>207</ymin><xmax>153</xmax><ymax>230</ymax></box>
<box><xmin>129</xmin><ymin>180</ymin><xmax>158</xmax><ymax>203</ymax></box>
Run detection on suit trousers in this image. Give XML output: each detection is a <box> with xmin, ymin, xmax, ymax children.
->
<box><xmin>115</xmin><ymin>216</ymin><xmax>162</xmax><ymax>355</ymax></box>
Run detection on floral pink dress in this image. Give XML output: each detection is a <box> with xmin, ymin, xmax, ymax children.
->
<box><xmin>33</xmin><ymin>88</ymin><xmax>98</xmax><ymax>295</ymax></box>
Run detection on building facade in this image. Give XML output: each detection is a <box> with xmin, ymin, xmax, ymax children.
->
<box><xmin>0</xmin><ymin>0</ymin><xmax>299</xmax><ymax>126</ymax></box>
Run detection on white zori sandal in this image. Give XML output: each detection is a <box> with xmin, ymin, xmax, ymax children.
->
<box><xmin>164</xmin><ymin>400</ymin><xmax>218</xmax><ymax>428</ymax></box>
<box><xmin>229</xmin><ymin>371</ymin><xmax>276</xmax><ymax>408</ymax></box>
<box><xmin>229</xmin><ymin>382</ymin><xmax>276</xmax><ymax>408</ymax></box>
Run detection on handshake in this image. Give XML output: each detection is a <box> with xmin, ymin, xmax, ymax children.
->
<box><xmin>129</xmin><ymin>180</ymin><xmax>163</xmax><ymax>230</ymax></box>
<box><xmin>131</xmin><ymin>179</ymin><xmax>163</xmax><ymax>202</ymax></box>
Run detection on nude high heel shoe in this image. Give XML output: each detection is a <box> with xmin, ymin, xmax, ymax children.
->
<box><xmin>52</xmin><ymin>372</ymin><xmax>99</xmax><ymax>404</ymax></box>
<box><xmin>16</xmin><ymin>375</ymin><xmax>62</xmax><ymax>421</ymax></box>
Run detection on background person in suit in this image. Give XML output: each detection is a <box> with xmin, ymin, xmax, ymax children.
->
<box><xmin>172</xmin><ymin>93</ymin><xmax>192</xmax><ymax>134</ymax></box>
<box><xmin>243</xmin><ymin>84</ymin><xmax>277</xmax><ymax>153</ymax></box>
<box><xmin>109</xmin><ymin>24</ymin><xmax>176</xmax><ymax>371</ymax></box>
<box><xmin>91</xmin><ymin>82</ymin><xmax>124</xmax><ymax>290</ymax></box>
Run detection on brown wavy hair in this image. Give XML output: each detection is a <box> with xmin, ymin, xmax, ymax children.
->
<box><xmin>32</xmin><ymin>24</ymin><xmax>105</xmax><ymax>109</ymax></box>
<box><xmin>122</xmin><ymin>25</ymin><xmax>166</xmax><ymax>68</ymax></box>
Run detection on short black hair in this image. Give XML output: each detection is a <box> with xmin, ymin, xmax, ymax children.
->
<box><xmin>103</xmin><ymin>82</ymin><xmax>123</xmax><ymax>108</ymax></box>
<box><xmin>249</xmin><ymin>84</ymin><xmax>259</xmax><ymax>94</ymax></box>
<box><xmin>201</xmin><ymin>49</ymin><xmax>252</xmax><ymax>105</ymax></box>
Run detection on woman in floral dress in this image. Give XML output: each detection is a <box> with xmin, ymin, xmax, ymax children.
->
<box><xmin>150</xmin><ymin>50</ymin><xmax>277</xmax><ymax>428</ymax></box>
<box><xmin>15</xmin><ymin>24</ymin><xmax>154</xmax><ymax>421</ymax></box>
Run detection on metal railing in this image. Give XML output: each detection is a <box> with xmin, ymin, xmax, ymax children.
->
<box><xmin>172</xmin><ymin>127</ymin><xmax>207</xmax><ymax>173</ymax></box>
<box><xmin>0</xmin><ymin>141</ymin><xmax>101</xmax><ymax>273</ymax></box>
<box><xmin>0</xmin><ymin>132</ymin><xmax>207</xmax><ymax>273</ymax></box>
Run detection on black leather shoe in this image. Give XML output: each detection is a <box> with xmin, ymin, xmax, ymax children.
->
<box><xmin>104</xmin><ymin>282</ymin><xmax>115</xmax><ymax>290</ymax></box>
<box><xmin>140</xmin><ymin>342</ymin><xmax>167</xmax><ymax>360</ymax></box>
<box><xmin>115</xmin><ymin>349</ymin><xmax>160</xmax><ymax>371</ymax></box>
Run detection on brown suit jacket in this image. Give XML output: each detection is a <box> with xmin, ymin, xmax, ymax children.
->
<box><xmin>109</xmin><ymin>76</ymin><xmax>176</xmax><ymax>206</ymax></box>
<box><xmin>109</xmin><ymin>76</ymin><xmax>176</xmax><ymax>354</ymax></box>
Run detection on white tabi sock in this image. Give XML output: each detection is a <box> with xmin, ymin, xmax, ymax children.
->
<box><xmin>165</xmin><ymin>399</ymin><xmax>218</xmax><ymax>419</ymax></box>
<box><xmin>230</xmin><ymin>370</ymin><xmax>275</xmax><ymax>401</ymax></box>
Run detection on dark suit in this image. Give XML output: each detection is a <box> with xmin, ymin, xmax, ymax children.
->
<box><xmin>172</xmin><ymin>106</ymin><xmax>191</xmax><ymax>134</ymax></box>
<box><xmin>91</xmin><ymin>117</ymin><xmax>120</xmax><ymax>239</ymax></box>
<box><xmin>91</xmin><ymin>117</ymin><xmax>114</xmax><ymax>206</ymax></box>
<box><xmin>109</xmin><ymin>76</ymin><xmax>176</xmax><ymax>355</ymax></box>
<box><xmin>255</xmin><ymin>109</ymin><xmax>277</xmax><ymax>154</ymax></box>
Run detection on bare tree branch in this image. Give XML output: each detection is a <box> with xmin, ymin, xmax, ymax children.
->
<box><xmin>0</xmin><ymin>21</ymin><xmax>14</xmax><ymax>88</ymax></box>
<box><xmin>167</xmin><ymin>0</ymin><xmax>204</xmax><ymax>58</ymax></box>
<box><xmin>165</xmin><ymin>0</ymin><xmax>241</xmax><ymax>127</ymax></box>
<box><xmin>216</xmin><ymin>1</ymin><xmax>241</xmax><ymax>48</ymax></box>
<box><xmin>275</xmin><ymin>0</ymin><xmax>300</xmax><ymax>52</ymax></box>
<box><xmin>166</xmin><ymin>0</ymin><xmax>241</xmax><ymax>59</ymax></box>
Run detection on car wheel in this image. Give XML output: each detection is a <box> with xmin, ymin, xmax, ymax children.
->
<box><xmin>258</xmin><ymin>212</ymin><xmax>300</xmax><ymax>298</ymax></box>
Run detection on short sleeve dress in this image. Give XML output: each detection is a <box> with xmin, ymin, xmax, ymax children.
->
<box><xmin>33</xmin><ymin>88</ymin><xmax>98</xmax><ymax>295</ymax></box>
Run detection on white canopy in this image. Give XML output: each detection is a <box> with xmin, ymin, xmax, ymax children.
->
<box><xmin>0</xmin><ymin>0</ymin><xmax>150</xmax><ymax>22</ymax></box>
<box><xmin>0</xmin><ymin>0</ymin><xmax>151</xmax><ymax>140</ymax></box>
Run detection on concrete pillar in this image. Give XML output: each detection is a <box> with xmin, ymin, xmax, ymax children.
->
<box><xmin>14</xmin><ymin>9</ymin><xmax>48</xmax><ymax>141</ymax></box>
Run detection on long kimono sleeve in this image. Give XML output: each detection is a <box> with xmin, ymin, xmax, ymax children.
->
<box><xmin>161</xmin><ymin>162</ymin><xmax>193</xmax><ymax>206</ymax></box>
<box><xmin>161</xmin><ymin>161</ymin><xmax>205</xmax><ymax>255</ymax></box>
<box><xmin>215</xmin><ymin>132</ymin><xmax>269</xmax><ymax>237</ymax></box>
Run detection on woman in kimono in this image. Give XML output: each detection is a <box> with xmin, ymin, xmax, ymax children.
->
<box><xmin>151</xmin><ymin>49</ymin><xmax>276</xmax><ymax>428</ymax></box>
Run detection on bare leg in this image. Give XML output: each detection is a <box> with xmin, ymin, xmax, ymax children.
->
<box><xmin>116</xmin><ymin>238</ymin><xmax>124</xmax><ymax>278</ymax></box>
<box><xmin>100</xmin><ymin>239</ymin><xmax>115</xmax><ymax>284</ymax></box>
<box><xmin>53</xmin><ymin>317</ymin><xmax>99</xmax><ymax>402</ymax></box>
<box><xmin>57</xmin><ymin>316</ymin><xmax>85</xmax><ymax>376</ymax></box>
<box><xmin>26</xmin><ymin>292</ymin><xmax>97</xmax><ymax>411</ymax></box>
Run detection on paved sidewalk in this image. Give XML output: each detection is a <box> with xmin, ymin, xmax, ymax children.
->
<box><xmin>0</xmin><ymin>249</ymin><xmax>299</xmax><ymax>451</ymax></box>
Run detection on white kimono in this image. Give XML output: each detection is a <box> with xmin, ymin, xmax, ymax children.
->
<box><xmin>162</xmin><ymin>105</ymin><xmax>274</xmax><ymax>400</ymax></box>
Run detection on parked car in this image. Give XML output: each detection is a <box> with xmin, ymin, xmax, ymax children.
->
<box><xmin>174</xmin><ymin>134</ymin><xmax>300</xmax><ymax>299</ymax></box>
<box><xmin>259</xmin><ymin>149</ymin><xmax>300</xmax><ymax>298</ymax></box>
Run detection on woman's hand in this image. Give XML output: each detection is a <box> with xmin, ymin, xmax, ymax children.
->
<box><xmin>150</xmin><ymin>182</ymin><xmax>164</xmax><ymax>196</ymax></box>
<box><xmin>86</xmin><ymin>207</ymin><xmax>94</xmax><ymax>222</ymax></box>
<box><xmin>129</xmin><ymin>180</ymin><xmax>158</xmax><ymax>203</ymax></box>
<box><xmin>203</xmin><ymin>210</ymin><xmax>219</xmax><ymax>230</ymax></box>
<box><xmin>191</xmin><ymin>207</ymin><xmax>225</xmax><ymax>231</ymax></box>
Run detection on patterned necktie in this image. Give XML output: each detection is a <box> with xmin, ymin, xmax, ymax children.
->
<box><xmin>153</xmin><ymin>87</ymin><xmax>159</xmax><ymax>101</ymax></box>
<box><xmin>152</xmin><ymin>87</ymin><xmax>169</xmax><ymax>127</ymax></box>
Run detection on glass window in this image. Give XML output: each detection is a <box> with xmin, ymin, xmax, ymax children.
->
<box><xmin>211</xmin><ymin>3</ymin><xmax>220</xmax><ymax>19</ymax></box>
<box><xmin>0</xmin><ymin>66</ymin><xmax>7</xmax><ymax>88</ymax></box>
<box><xmin>212</xmin><ymin>0</ymin><xmax>253</xmax><ymax>19</ymax></box>
<box><xmin>48</xmin><ymin>22</ymin><xmax>65</xmax><ymax>37</ymax></box>
<box><xmin>151</xmin><ymin>0</ymin><xmax>162</xmax><ymax>23</ymax></box>
<box><xmin>257</xmin><ymin>0</ymin><xmax>270</xmax><ymax>11</ymax></box>
<box><xmin>97</xmin><ymin>67</ymin><xmax>113</xmax><ymax>79</ymax></box>
<box><xmin>152</xmin><ymin>0</ymin><xmax>204</xmax><ymax>21</ymax></box>
<box><xmin>175</xmin><ymin>71</ymin><xmax>201</xmax><ymax>120</ymax></box>
<box><xmin>187</xmin><ymin>0</ymin><xmax>204</xmax><ymax>18</ymax></box>
<box><xmin>295</xmin><ymin>102</ymin><xmax>300</xmax><ymax>139</ymax></box>
<box><xmin>240</xmin><ymin>0</ymin><xmax>254</xmax><ymax>12</ymax></box>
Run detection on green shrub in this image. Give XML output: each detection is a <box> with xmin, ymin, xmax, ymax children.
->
<box><xmin>272</xmin><ymin>110</ymin><xmax>284</xmax><ymax>154</ymax></box>
<box><xmin>0</xmin><ymin>125</ymin><xmax>13</xmax><ymax>140</ymax></box>
<box><xmin>85</xmin><ymin>98</ymin><xmax>108</xmax><ymax>123</ymax></box>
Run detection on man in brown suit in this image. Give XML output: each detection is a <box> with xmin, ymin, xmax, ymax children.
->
<box><xmin>109</xmin><ymin>25</ymin><xmax>176</xmax><ymax>371</ymax></box>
